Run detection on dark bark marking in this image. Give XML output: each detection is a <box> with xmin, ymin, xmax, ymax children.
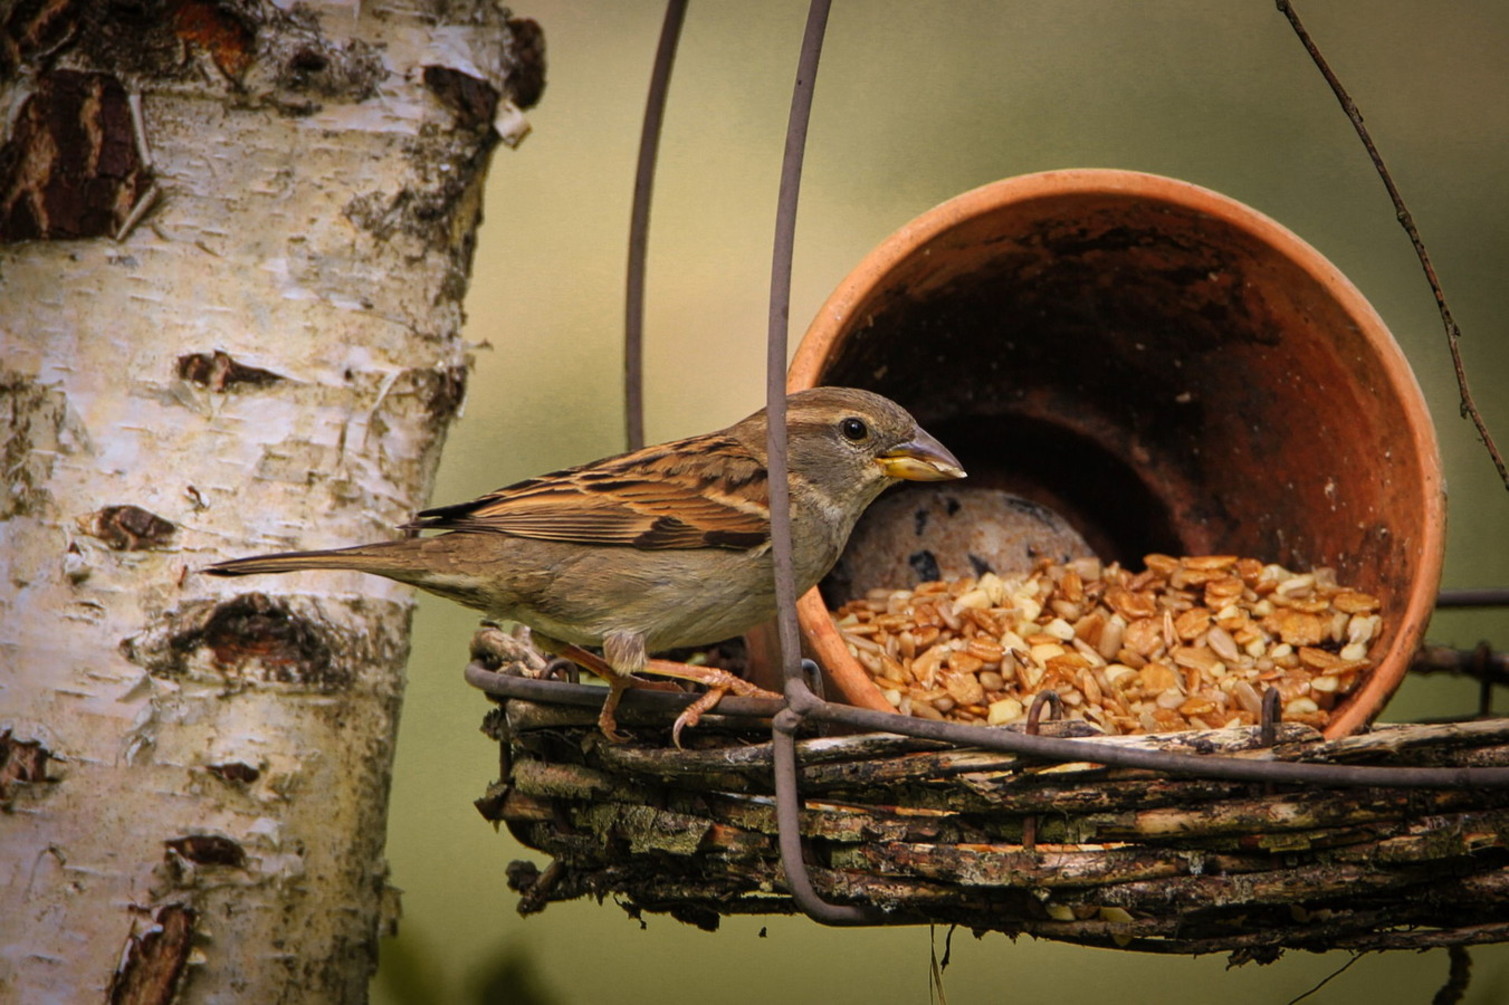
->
<box><xmin>206</xmin><ymin>761</ymin><xmax>261</xmax><ymax>785</ymax></box>
<box><xmin>0</xmin><ymin>729</ymin><xmax>54</xmax><ymax>805</ymax></box>
<box><xmin>415</xmin><ymin>363</ymin><xmax>469</xmax><ymax>426</ymax></box>
<box><xmin>504</xmin><ymin>17</ymin><xmax>546</xmax><ymax>109</ymax></box>
<box><xmin>195</xmin><ymin>594</ymin><xmax>340</xmax><ymax>686</ymax></box>
<box><xmin>108</xmin><ymin>904</ymin><xmax>196</xmax><ymax>1005</ymax></box>
<box><xmin>0</xmin><ymin>69</ymin><xmax>152</xmax><ymax>241</ymax></box>
<box><xmin>121</xmin><ymin>594</ymin><xmax>352</xmax><ymax>692</ymax></box>
<box><xmin>177</xmin><ymin>350</ymin><xmax>285</xmax><ymax>391</ymax></box>
<box><xmin>423</xmin><ymin>66</ymin><xmax>501</xmax><ymax>132</ymax></box>
<box><xmin>168</xmin><ymin>0</ymin><xmax>255</xmax><ymax>81</ymax></box>
<box><xmin>1</xmin><ymin>0</ymin><xmax>82</xmax><ymax>79</ymax></box>
<box><xmin>165</xmin><ymin>833</ymin><xmax>247</xmax><ymax>869</ymax></box>
<box><xmin>85</xmin><ymin>504</ymin><xmax>177</xmax><ymax>550</ymax></box>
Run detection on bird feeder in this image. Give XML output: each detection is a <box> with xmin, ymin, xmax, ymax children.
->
<box><xmin>788</xmin><ymin>169</ymin><xmax>1445</xmax><ymax>738</ymax></box>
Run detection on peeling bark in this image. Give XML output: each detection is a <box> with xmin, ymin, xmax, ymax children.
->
<box><xmin>108</xmin><ymin>905</ymin><xmax>197</xmax><ymax>1005</ymax></box>
<box><xmin>0</xmin><ymin>1</ymin><xmax>539</xmax><ymax>999</ymax></box>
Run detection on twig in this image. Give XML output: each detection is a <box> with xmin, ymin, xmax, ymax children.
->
<box><xmin>928</xmin><ymin>926</ymin><xmax>949</xmax><ymax>1005</ymax></box>
<box><xmin>1276</xmin><ymin>1</ymin><xmax>1508</xmax><ymax>491</ymax></box>
<box><xmin>1286</xmin><ymin>952</ymin><xmax>1364</xmax><ymax>1004</ymax></box>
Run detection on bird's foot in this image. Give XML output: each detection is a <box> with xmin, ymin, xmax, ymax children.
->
<box><xmin>670</xmin><ymin>686</ymin><xmax>727</xmax><ymax>748</ymax></box>
<box><xmin>553</xmin><ymin>643</ymin><xmax>778</xmax><ymax>743</ymax></box>
<box><xmin>644</xmin><ymin>659</ymin><xmax>781</xmax><ymax>746</ymax></box>
<box><xmin>597</xmin><ymin>678</ymin><xmax>632</xmax><ymax>743</ymax></box>
<box><xmin>553</xmin><ymin>643</ymin><xmax>677</xmax><ymax>690</ymax></box>
<box><xmin>551</xmin><ymin>643</ymin><xmax>677</xmax><ymax>742</ymax></box>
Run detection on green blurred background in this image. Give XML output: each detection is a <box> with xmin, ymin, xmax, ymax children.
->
<box><xmin>374</xmin><ymin>2</ymin><xmax>1509</xmax><ymax>1001</ymax></box>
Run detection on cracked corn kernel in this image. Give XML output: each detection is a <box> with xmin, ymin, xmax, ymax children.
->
<box><xmin>833</xmin><ymin>554</ymin><xmax>1383</xmax><ymax>736</ymax></box>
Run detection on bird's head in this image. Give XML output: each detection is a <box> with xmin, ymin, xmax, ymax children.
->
<box><xmin>746</xmin><ymin>387</ymin><xmax>966</xmax><ymax>512</ymax></box>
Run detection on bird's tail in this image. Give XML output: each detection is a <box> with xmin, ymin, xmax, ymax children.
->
<box><xmin>202</xmin><ymin>542</ymin><xmax>410</xmax><ymax>578</ymax></box>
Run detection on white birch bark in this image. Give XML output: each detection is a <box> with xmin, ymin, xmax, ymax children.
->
<box><xmin>0</xmin><ymin>2</ymin><xmax>538</xmax><ymax>1000</ymax></box>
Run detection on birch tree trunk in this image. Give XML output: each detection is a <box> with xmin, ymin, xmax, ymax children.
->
<box><xmin>0</xmin><ymin>2</ymin><xmax>540</xmax><ymax>1000</ymax></box>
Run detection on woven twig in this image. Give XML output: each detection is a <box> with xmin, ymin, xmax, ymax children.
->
<box><xmin>479</xmin><ymin>692</ymin><xmax>1509</xmax><ymax>958</ymax></box>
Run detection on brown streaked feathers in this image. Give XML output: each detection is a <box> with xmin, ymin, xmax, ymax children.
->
<box><xmin>407</xmin><ymin>436</ymin><xmax>770</xmax><ymax>550</ymax></box>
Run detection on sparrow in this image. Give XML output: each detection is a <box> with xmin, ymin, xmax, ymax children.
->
<box><xmin>204</xmin><ymin>386</ymin><xmax>966</xmax><ymax>740</ymax></box>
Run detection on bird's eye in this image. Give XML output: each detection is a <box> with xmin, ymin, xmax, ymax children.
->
<box><xmin>840</xmin><ymin>417</ymin><xmax>869</xmax><ymax>441</ymax></box>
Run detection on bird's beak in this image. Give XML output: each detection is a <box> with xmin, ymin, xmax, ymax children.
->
<box><xmin>876</xmin><ymin>430</ymin><xmax>967</xmax><ymax>481</ymax></box>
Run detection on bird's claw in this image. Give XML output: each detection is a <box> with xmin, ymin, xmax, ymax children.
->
<box><xmin>599</xmin><ymin>719</ymin><xmax>632</xmax><ymax>744</ymax></box>
<box><xmin>567</xmin><ymin>646</ymin><xmax>781</xmax><ymax>744</ymax></box>
<box><xmin>656</xmin><ymin>664</ymin><xmax>780</xmax><ymax>746</ymax></box>
<box><xmin>671</xmin><ymin>686</ymin><xmax>728</xmax><ymax>748</ymax></box>
<box><xmin>597</xmin><ymin>679</ymin><xmax>633</xmax><ymax>743</ymax></box>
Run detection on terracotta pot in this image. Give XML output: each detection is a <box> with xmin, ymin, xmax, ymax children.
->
<box><xmin>789</xmin><ymin>169</ymin><xmax>1445</xmax><ymax>738</ymax></box>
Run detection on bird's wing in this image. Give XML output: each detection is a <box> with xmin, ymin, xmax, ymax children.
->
<box><xmin>406</xmin><ymin>434</ymin><xmax>771</xmax><ymax>550</ymax></box>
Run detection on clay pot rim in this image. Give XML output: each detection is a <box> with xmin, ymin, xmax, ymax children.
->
<box><xmin>789</xmin><ymin>168</ymin><xmax>1445</xmax><ymax>739</ymax></box>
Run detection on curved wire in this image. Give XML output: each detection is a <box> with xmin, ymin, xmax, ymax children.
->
<box><xmin>762</xmin><ymin>0</ymin><xmax>883</xmax><ymax>925</ymax></box>
<box><xmin>466</xmin><ymin>660</ymin><xmax>1509</xmax><ymax>788</ymax></box>
<box><xmin>624</xmin><ymin>0</ymin><xmax>689</xmax><ymax>449</ymax></box>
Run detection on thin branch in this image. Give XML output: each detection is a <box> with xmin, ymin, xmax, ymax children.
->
<box><xmin>928</xmin><ymin>926</ymin><xmax>950</xmax><ymax>1005</ymax></box>
<box><xmin>1276</xmin><ymin>1</ymin><xmax>1508</xmax><ymax>491</ymax></box>
<box><xmin>1285</xmin><ymin>953</ymin><xmax>1364</xmax><ymax>1005</ymax></box>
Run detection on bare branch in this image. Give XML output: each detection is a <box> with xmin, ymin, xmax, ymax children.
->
<box><xmin>1277</xmin><ymin>0</ymin><xmax>1508</xmax><ymax>490</ymax></box>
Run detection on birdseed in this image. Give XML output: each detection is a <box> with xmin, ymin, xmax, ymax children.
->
<box><xmin>831</xmin><ymin>554</ymin><xmax>1382</xmax><ymax>734</ymax></box>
